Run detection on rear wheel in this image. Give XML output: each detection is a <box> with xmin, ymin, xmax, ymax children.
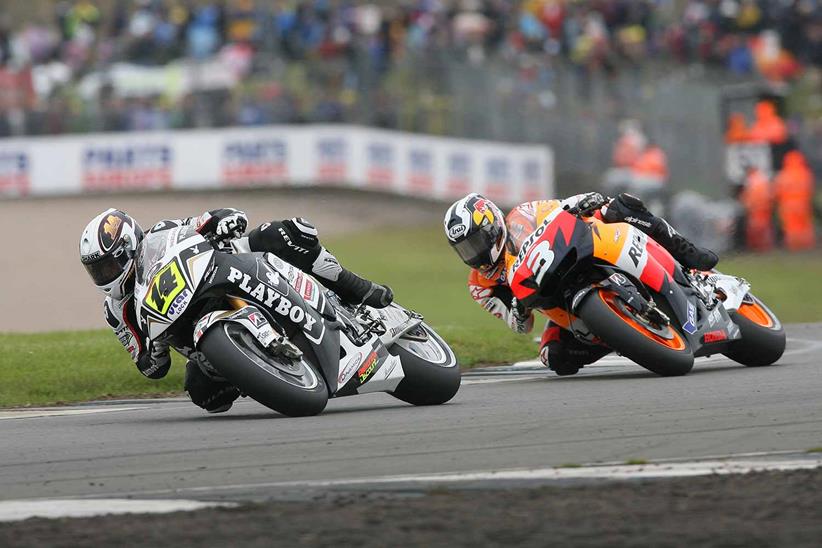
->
<box><xmin>199</xmin><ymin>322</ymin><xmax>328</xmax><ymax>416</ymax></box>
<box><xmin>389</xmin><ymin>323</ymin><xmax>461</xmax><ymax>406</ymax></box>
<box><xmin>723</xmin><ymin>295</ymin><xmax>785</xmax><ymax>367</ymax></box>
<box><xmin>577</xmin><ymin>289</ymin><xmax>694</xmax><ymax>376</ymax></box>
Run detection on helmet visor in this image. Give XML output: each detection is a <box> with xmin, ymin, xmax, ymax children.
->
<box><xmin>453</xmin><ymin>225</ymin><xmax>499</xmax><ymax>269</ymax></box>
<box><xmin>83</xmin><ymin>247</ymin><xmax>131</xmax><ymax>287</ymax></box>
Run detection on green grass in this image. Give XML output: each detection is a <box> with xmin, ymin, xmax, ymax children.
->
<box><xmin>2</xmin><ymin>224</ymin><xmax>821</xmax><ymax>407</ymax></box>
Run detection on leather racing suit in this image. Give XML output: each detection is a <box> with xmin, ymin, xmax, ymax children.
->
<box><xmin>467</xmin><ymin>193</ymin><xmax>713</xmax><ymax>376</ymax></box>
<box><xmin>103</xmin><ymin>208</ymin><xmax>392</xmax><ymax>411</ymax></box>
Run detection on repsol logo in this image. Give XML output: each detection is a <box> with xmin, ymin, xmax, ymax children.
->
<box><xmin>628</xmin><ymin>231</ymin><xmax>645</xmax><ymax>268</ymax></box>
<box><xmin>226</xmin><ymin>267</ymin><xmax>317</xmax><ymax>332</ymax></box>
<box><xmin>512</xmin><ymin>208</ymin><xmax>562</xmax><ymax>274</ymax></box>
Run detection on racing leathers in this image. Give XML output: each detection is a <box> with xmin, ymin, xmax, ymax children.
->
<box><xmin>103</xmin><ymin>208</ymin><xmax>393</xmax><ymax>412</ymax></box>
<box><xmin>468</xmin><ymin>192</ymin><xmax>718</xmax><ymax>375</ymax></box>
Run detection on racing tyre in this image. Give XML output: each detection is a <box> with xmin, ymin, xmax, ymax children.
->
<box><xmin>722</xmin><ymin>294</ymin><xmax>785</xmax><ymax>367</ymax></box>
<box><xmin>578</xmin><ymin>289</ymin><xmax>694</xmax><ymax>376</ymax></box>
<box><xmin>199</xmin><ymin>322</ymin><xmax>328</xmax><ymax>416</ymax></box>
<box><xmin>389</xmin><ymin>323</ymin><xmax>461</xmax><ymax>406</ymax></box>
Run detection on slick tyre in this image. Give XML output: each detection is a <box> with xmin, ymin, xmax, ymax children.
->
<box><xmin>389</xmin><ymin>323</ymin><xmax>461</xmax><ymax>406</ymax></box>
<box><xmin>199</xmin><ymin>322</ymin><xmax>328</xmax><ymax>417</ymax></box>
<box><xmin>723</xmin><ymin>295</ymin><xmax>786</xmax><ymax>367</ymax></box>
<box><xmin>578</xmin><ymin>289</ymin><xmax>694</xmax><ymax>376</ymax></box>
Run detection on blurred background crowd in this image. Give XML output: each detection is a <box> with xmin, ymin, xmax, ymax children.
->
<box><xmin>1</xmin><ymin>0</ymin><xmax>819</xmax><ymax>135</ymax></box>
<box><xmin>0</xmin><ymin>0</ymin><xmax>819</xmax><ymax>251</ymax></box>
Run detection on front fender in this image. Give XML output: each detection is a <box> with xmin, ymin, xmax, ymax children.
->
<box><xmin>193</xmin><ymin>305</ymin><xmax>277</xmax><ymax>349</ymax></box>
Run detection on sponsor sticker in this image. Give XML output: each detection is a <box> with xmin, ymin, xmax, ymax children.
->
<box><xmin>703</xmin><ymin>329</ymin><xmax>728</xmax><ymax>343</ymax></box>
<box><xmin>682</xmin><ymin>301</ymin><xmax>697</xmax><ymax>335</ymax></box>
<box><xmin>357</xmin><ymin>351</ymin><xmax>379</xmax><ymax>383</ymax></box>
<box><xmin>338</xmin><ymin>352</ymin><xmax>362</xmax><ymax>384</ymax></box>
<box><xmin>448</xmin><ymin>224</ymin><xmax>467</xmax><ymax>239</ymax></box>
<box><xmin>145</xmin><ymin>261</ymin><xmax>187</xmax><ymax>315</ymax></box>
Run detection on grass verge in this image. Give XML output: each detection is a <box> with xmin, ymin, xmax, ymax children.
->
<box><xmin>1</xmin><ymin>225</ymin><xmax>820</xmax><ymax>407</ymax></box>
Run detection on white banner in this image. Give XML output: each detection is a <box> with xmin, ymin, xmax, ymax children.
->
<box><xmin>0</xmin><ymin>125</ymin><xmax>553</xmax><ymax>206</ymax></box>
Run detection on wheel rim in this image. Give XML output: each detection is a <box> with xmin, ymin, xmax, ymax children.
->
<box><xmin>737</xmin><ymin>300</ymin><xmax>776</xmax><ymax>328</ymax></box>
<box><xmin>599</xmin><ymin>291</ymin><xmax>687</xmax><ymax>351</ymax></box>
<box><xmin>396</xmin><ymin>324</ymin><xmax>456</xmax><ymax>367</ymax></box>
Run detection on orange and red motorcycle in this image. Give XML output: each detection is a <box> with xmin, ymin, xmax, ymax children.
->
<box><xmin>508</xmin><ymin>207</ymin><xmax>786</xmax><ymax>376</ymax></box>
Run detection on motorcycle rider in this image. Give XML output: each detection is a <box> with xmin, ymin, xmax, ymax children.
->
<box><xmin>79</xmin><ymin>208</ymin><xmax>393</xmax><ymax>413</ymax></box>
<box><xmin>443</xmin><ymin>192</ymin><xmax>718</xmax><ymax>376</ymax></box>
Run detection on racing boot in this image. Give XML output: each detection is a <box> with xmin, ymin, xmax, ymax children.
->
<box><xmin>604</xmin><ymin>193</ymin><xmax>718</xmax><ymax>271</ymax></box>
<box><xmin>184</xmin><ymin>360</ymin><xmax>240</xmax><ymax>413</ymax></box>
<box><xmin>331</xmin><ymin>268</ymin><xmax>394</xmax><ymax>309</ymax></box>
<box><xmin>310</xmin><ymin>247</ymin><xmax>393</xmax><ymax>308</ymax></box>
<box><xmin>540</xmin><ymin>323</ymin><xmax>611</xmax><ymax>376</ymax></box>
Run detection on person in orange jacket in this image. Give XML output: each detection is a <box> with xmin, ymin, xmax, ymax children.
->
<box><xmin>774</xmin><ymin>150</ymin><xmax>816</xmax><ymax>250</ymax></box>
<box><xmin>725</xmin><ymin>112</ymin><xmax>750</xmax><ymax>143</ymax></box>
<box><xmin>631</xmin><ymin>141</ymin><xmax>669</xmax><ymax>182</ymax></box>
<box><xmin>739</xmin><ymin>165</ymin><xmax>775</xmax><ymax>251</ymax></box>
<box><xmin>612</xmin><ymin>120</ymin><xmax>647</xmax><ymax>168</ymax></box>
<box><xmin>748</xmin><ymin>101</ymin><xmax>788</xmax><ymax>145</ymax></box>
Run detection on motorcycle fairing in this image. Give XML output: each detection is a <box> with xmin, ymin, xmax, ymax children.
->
<box><xmin>134</xmin><ymin>227</ymin><xmax>215</xmax><ymax>340</ymax></box>
<box><xmin>590</xmin><ymin>220</ymin><xmax>676</xmax><ymax>293</ymax></box>
<box><xmin>509</xmin><ymin>208</ymin><xmax>594</xmax><ymax>309</ymax></box>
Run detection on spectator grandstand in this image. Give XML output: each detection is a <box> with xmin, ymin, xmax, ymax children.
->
<box><xmin>0</xmin><ymin>1</ymin><xmax>819</xmax><ymax>196</ymax></box>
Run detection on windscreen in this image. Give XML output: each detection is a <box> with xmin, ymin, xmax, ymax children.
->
<box><xmin>135</xmin><ymin>230</ymin><xmax>172</xmax><ymax>285</ymax></box>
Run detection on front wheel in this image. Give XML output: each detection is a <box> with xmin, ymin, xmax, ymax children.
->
<box><xmin>389</xmin><ymin>323</ymin><xmax>461</xmax><ymax>406</ymax></box>
<box><xmin>199</xmin><ymin>322</ymin><xmax>328</xmax><ymax>417</ymax></box>
<box><xmin>722</xmin><ymin>295</ymin><xmax>786</xmax><ymax>367</ymax></box>
<box><xmin>577</xmin><ymin>289</ymin><xmax>694</xmax><ymax>376</ymax></box>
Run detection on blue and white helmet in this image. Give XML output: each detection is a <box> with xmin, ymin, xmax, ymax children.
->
<box><xmin>79</xmin><ymin>209</ymin><xmax>144</xmax><ymax>301</ymax></box>
<box><xmin>443</xmin><ymin>193</ymin><xmax>507</xmax><ymax>271</ymax></box>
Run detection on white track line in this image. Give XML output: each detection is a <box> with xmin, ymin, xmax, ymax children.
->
<box><xmin>79</xmin><ymin>453</ymin><xmax>822</xmax><ymax>499</ymax></box>
<box><xmin>0</xmin><ymin>406</ymin><xmax>148</xmax><ymax>420</ymax></box>
<box><xmin>508</xmin><ymin>336</ymin><xmax>822</xmax><ymax>370</ymax></box>
<box><xmin>0</xmin><ymin>499</ymin><xmax>236</xmax><ymax>523</ymax></box>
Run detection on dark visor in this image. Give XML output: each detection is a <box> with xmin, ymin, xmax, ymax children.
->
<box><xmin>453</xmin><ymin>227</ymin><xmax>497</xmax><ymax>269</ymax></box>
<box><xmin>83</xmin><ymin>247</ymin><xmax>131</xmax><ymax>286</ymax></box>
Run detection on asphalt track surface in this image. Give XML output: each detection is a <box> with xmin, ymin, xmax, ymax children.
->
<box><xmin>1</xmin><ymin>323</ymin><xmax>820</xmax><ymax>505</ymax></box>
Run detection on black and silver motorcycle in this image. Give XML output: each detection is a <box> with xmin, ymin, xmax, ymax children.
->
<box><xmin>133</xmin><ymin>224</ymin><xmax>461</xmax><ymax>416</ymax></box>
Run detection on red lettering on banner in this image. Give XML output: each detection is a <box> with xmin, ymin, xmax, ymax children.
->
<box><xmin>223</xmin><ymin>164</ymin><xmax>288</xmax><ymax>185</ymax></box>
<box><xmin>83</xmin><ymin>169</ymin><xmax>172</xmax><ymax>190</ymax></box>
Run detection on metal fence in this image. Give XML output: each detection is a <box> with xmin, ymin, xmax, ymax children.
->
<box><xmin>3</xmin><ymin>44</ymin><xmax>818</xmax><ymax>199</ymax></box>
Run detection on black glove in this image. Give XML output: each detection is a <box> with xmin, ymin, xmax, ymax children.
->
<box><xmin>362</xmin><ymin>282</ymin><xmax>394</xmax><ymax>309</ymax></box>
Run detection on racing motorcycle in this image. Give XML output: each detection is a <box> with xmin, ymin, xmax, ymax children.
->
<box><xmin>133</xmin><ymin>224</ymin><xmax>460</xmax><ymax>416</ymax></box>
<box><xmin>509</xmin><ymin>207</ymin><xmax>786</xmax><ymax>376</ymax></box>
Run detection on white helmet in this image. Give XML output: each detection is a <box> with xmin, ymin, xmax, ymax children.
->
<box><xmin>79</xmin><ymin>209</ymin><xmax>144</xmax><ymax>301</ymax></box>
<box><xmin>443</xmin><ymin>193</ymin><xmax>507</xmax><ymax>271</ymax></box>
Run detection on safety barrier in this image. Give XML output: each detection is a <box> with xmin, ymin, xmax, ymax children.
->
<box><xmin>0</xmin><ymin>125</ymin><xmax>553</xmax><ymax>207</ymax></box>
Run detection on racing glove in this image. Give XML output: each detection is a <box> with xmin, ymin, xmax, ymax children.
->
<box><xmin>562</xmin><ymin>192</ymin><xmax>608</xmax><ymax>217</ymax></box>
<box><xmin>197</xmin><ymin>208</ymin><xmax>248</xmax><ymax>242</ymax></box>
<box><xmin>137</xmin><ymin>339</ymin><xmax>172</xmax><ymax>379</ymax></box>
<box><xmin>507</xmin><ymin>297</ymin><xmax>534</xmax><ymax>334</ymax></box>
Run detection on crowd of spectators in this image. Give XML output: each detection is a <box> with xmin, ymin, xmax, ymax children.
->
<box><xmin>0</xmin><ymin>0</ymin><xmax>820</xmax><ymax>137</ymax></box>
